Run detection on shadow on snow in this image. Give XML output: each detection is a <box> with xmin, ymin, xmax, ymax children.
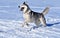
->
<box><xmin>31</xmin><ymin>22</ymin><xmax>60</xmax><ymax>29</ymax></box>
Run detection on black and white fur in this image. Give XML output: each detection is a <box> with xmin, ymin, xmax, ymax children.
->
<box><xmin>18</xmin><ymin>2</ymin><xmax>49</xmax><ymax>27</ymax></box>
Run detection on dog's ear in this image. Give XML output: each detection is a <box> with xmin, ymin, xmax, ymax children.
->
<box><xmin>23</xmin><ymin>2</ymin><xmax>26</xmax><ymax>4</ymax></box>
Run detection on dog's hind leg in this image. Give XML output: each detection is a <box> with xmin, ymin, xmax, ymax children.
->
<box><xmin>35</xmin><ymin>19</ymin><xmax>41</xmax><ymax>27</ymax></box>
<box><xmin>40</xmin><ymin>16</ymin><xmax>46</xmax><ymax>27</ymax></box>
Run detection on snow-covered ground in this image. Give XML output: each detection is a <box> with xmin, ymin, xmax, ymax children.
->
<box><xmin>0</xmin><ymin>0</ymin><xmax>60</xmax><ymax>38</ymax></box>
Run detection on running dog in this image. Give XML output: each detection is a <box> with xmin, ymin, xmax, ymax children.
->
<box><xmin>18</xmin><ymin>2</ymin><xmax>49</xmax><ymax>27</ymax></box>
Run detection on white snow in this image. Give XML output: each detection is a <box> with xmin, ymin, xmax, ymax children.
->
<box><xmin>0</xmin><ymin>18</ymin><xmax>60</xmax><ymax>38</ymax></box>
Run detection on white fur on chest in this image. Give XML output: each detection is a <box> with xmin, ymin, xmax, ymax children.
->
<box><xmin>23</xmin><ymin>13</ymin><xmax>33</xmax><ymax>22</ymax></box>
<box><xmin>23</xmin><ymin>13</ymin><xmax>30</xmax><ymax>20</ymax></box>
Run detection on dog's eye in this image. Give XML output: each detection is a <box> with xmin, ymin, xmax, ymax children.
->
<box><xmin>21</xmin><ymin>7</ymin><xmax>24</xmax><ymax>11</ymax></box>
<box><xmin>21</xmin><ymin>7</ymin><xmax>24</xmax><ymax>9</ymax></box>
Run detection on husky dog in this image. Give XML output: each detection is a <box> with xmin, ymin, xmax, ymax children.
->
<box><xmin>18</xmin><ymin>2</ymin><xmax>49</xmax><ymax>27</ymax></box>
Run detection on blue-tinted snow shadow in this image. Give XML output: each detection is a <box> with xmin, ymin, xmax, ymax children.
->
<box><xmin>47</xmin><ymin>22</ymin><xmax>60</xmax><ymax>27</ymax></box>
<box><xmin>0</xmin><ymin>30</ymin><xmax>5</xmax><ymax>33</ymax></box>
<box><xmin>30</xmin><ymin>22</ymin><xmax>60</xmax><ymax>30</ymax></box>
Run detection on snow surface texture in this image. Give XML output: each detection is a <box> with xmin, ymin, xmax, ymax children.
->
<box><xmin>0</xmin><ymin>0</ymin><xmax>60</xmax><ymax>38</ymax></box>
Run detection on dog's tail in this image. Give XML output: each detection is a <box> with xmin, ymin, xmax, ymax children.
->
<box><xmin>42</xmin><ymin>6</ymin><xmax>50</xmax><ymax>15</ymax></box>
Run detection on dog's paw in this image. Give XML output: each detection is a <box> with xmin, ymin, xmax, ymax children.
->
<box><xmin>42</xmin><ymin>25</ymin><xmax>46</xmax><ymax>27</ymax></box>
<box><xmin>26</xmin><ymin>24</ymin><xmax>29</xmax><ymax>27</ymax></box>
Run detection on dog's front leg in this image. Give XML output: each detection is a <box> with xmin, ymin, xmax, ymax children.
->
<box><xmin>22</xmin><ymin>21</ymin><xmax>29</xmax><ymax>27</ymax></box>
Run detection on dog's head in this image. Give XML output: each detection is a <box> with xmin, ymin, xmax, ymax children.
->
<box><xmin>18</xmin><ymin>2</ymin><xmax>29</xmax><ymax>12</ymax></box>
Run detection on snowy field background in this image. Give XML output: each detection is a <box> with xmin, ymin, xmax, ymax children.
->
<box><xmin>0</xmin><ymin>0</ymin><xmax>60</xmax><ymax>38</ymax></box>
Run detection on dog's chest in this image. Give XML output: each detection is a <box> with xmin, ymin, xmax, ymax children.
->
<box><xmin>23</xmin><ymin>13</ymin><xmax>33</xmax><ymax>22</ymax></box>
<box><xmin>23</xmin><ymin>13</ymin><xmax>31</xmax><ymax>19</ymax></box>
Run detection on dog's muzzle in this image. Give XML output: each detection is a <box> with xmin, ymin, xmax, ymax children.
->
<box><xmin>18</xmin><ymin>6</ymin><xmax>24</xmax><ymax>11</ymax></box>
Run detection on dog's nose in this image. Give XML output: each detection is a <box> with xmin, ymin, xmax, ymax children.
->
<box><xmin>18</xmin><ymin>6</ymin><xmax>20</xmax><ymax>8</ymax></box>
